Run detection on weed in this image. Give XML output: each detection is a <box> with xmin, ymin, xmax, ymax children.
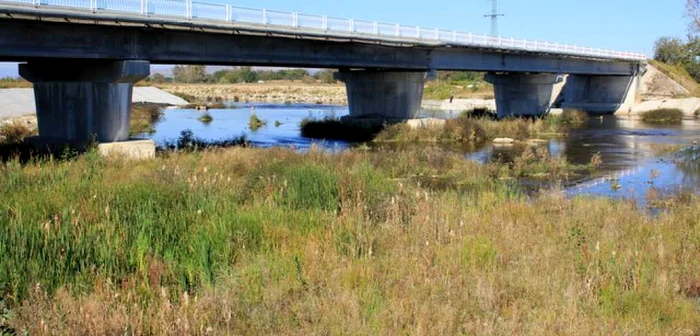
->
<box><xmin>198</xmin><ymin>112</ymin><xmax>213</xmax><ymax>123</ymax></box>
<box><xmin>640</xmin><ymin>108</ymin><xmax>684</xmax><ymax>124</ymax></box>
<box><xmin>249</xmin><ymin>114</ymin><xmax>267</xmax><ymax>131</ymax></box>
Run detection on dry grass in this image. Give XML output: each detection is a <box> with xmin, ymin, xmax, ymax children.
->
<box><xmin>1</xmin><ymin>147</ymin><xmax>699</xmax><ymax>334</ymax></box>
<box><xmin>640</xmin><ymin>108</ymin><xmax>685</xmax><ymax>124</ymax></box>
<box><xmin>376</xmin><ymin>115</ymin><xmax>564</xmax><ymax>144</ymax></box>
<box><xmin>0</xmin><ymin>120</ymin><xmax>36</xmax><ymax>144</ymax></box>
<box><xmin>130</xmin><ymin>103</ymin><xmax>164</xmax><ymax>135</ymax></box>
<box><xmin>649</xmin><ymin>60</ymin><xmax>700</xmax><ymax>97</ymax></box>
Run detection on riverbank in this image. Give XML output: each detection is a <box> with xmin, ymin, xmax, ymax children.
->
<box><xmin>1</xmin><ymin>145</ymin><xmax>699</xmax><ymax>334</ymax></box>
<box><xmin>158</xmin><ymin>82</ymin><xmax>348</xmax><ymax>105</ymax></box>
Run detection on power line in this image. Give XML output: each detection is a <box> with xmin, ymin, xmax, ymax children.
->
<box><xmin>484</xmin><ymin>0</ymin><xmax>504</xmax><ymax>36</ymax></box>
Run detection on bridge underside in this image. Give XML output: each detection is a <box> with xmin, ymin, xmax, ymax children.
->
<box><xmin>0</xmin><ymin>16</ymin><xmax>643</xmax><ymax>146</ymax></box>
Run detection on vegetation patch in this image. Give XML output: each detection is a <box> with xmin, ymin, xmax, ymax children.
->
<box><xmin>248</xmin><ymin>113</ymin><xmax>267</xmax><ymax>131</ymax></box>
<box><xmin>0</xmin><ymin>146</ymin><xmax>698</xmax><ymax>334</ymax></box>
<box><xmin>198</xmin><ymin>112</ymin><xmax>213</xmax><ymax>123</ymax></box>
<box><xmin>640</xmin><ymin>108</ymin><xmax>684</xmax><ymax>124</ymax></box>
<box><xmin>159</xmin><ymin>129</ymin><xmax>247</xmax><ymax>151</ymax></box>
<box><xmin>301</xmin><ymin>117</ymin><xmax>386</xmax><ymax>142</ymax></box>
<box><xmin>0</xmin><ymin>120</ymin><xmax>35</xmax><ymax>144</ymax></box>
<box><xmin>558</xmin><ymin>109</ymin><xmax>589</xmax><ymax>126</ymax></box>
<box><xmin>130</xmin><ymin>103</ymin><xmax>164</xmax><ymax>135</ymax></box>
<box><xmin>301</xmin><ymin>113</ymin><xmax>569</xmax><ymax>144</ymax></box>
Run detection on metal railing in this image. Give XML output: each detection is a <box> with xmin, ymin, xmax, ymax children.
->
<box><xmin>0</xmin><ymin>0</ymin><xmax>647</xmax><ymax>61</ymax></box>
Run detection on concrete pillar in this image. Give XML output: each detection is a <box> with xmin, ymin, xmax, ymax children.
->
<box><xmin>561</xmin><ymin>74</ymin><xmax>637</xmax><ymax>114</ymax></box>
<box><xmin>335</xmin><ymin>70</ymin><xmax>427</xmax><ymax>119</ymax></box>
<box><xmin>19</xmin><ymin>60</ymin><xmax>150</xmax><ymax>144</ymax></box>
<box><xmin>485</xmin><ymin>73</ymin><xmax>562</xmax><ymax>118</ymax></box>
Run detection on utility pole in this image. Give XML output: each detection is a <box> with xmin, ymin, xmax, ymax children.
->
<box><xmin>484</xmin><ymin>0</ymin><xmax>504</xmax><ymax>36</ymax></box>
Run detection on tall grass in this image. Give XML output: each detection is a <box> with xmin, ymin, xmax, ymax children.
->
<box><xmin>130</xmin><ymin>103</ymin><xmax>164</xmax><ymax>135</ymax></box>
<box><xmin>0</xmin><ymin>121</ymin><xmax>35</xmax><ymax>144</ymax></box>
<box><xmin>0</xmin><ymin>147</ymin><xmax>699</xmax><ymax>334</ymax></box>
<box><xmin>640</xmin><ymin>108</ymin><xmax>684</xmax><ymax>124</ymax></box>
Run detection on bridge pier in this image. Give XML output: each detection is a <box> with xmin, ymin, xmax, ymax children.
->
<box><xmin>485</xmin><ymin>73</ymin><xmax>563</xmax><ymax>118</ymax></box>
<box><xmin>561</xmin><ymin>74</ymin><xmax>638</xmax><ymax>115</ymax></box>
<box><xmin>19</xmin><ymin>60</ymin><xmax>154</xmax><ymax>158</ymax></box>
<box><xmin>335</xmin><ymin>70</ymin><xmax>427</xmax><ymax>119</ymax></box>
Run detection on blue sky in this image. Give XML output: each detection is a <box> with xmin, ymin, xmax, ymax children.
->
<box><xmin>0</xmin><ymin>0</ymin><xmax>689</xmax><ymax>77</ymax></box>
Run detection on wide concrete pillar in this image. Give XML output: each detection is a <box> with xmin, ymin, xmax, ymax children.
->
<box><xmin>485</xmin><ymin>73</ymin><xmax>563</xmax><ymax>118</ymax></box>
<box><xmin>335</xmin><ymin>70</ymin><xmax>427</xmax><ymax>119</ymax></box>
<box><xmin>19</xmin><ymin>60</ymin><xmax>150</xmax><ymax>144</ymax></box>
<box><xmin>561</xmin><ymin>74</ymin><xmax>638</xmax><ymax>115</ymax></box>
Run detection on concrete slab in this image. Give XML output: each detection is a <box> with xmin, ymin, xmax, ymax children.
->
<box><xmin>24</xmin><ymin>137</ymin><xmax>155</xmax><ymax>159</ymax></box>
<box><xmin>97</xmin><ymin>139</ymin><xmax>155</xmax><ymax>159</ymax></box>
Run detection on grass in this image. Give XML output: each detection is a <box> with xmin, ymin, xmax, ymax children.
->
<box><xmin>130</xmin><ymin>103</ymin><xmax>164</xmax><ymax>135</ymax></box>
<box><xmin>159</xmin><ymin>129</ymin><xmax>247</xmax><ymax>151</ymax></box>
<box><xmin>0</xmin><ymin>78</ymin><xmax>31</xmax><ymax>89</ymax></box>
<box><xmin>301</xmin><ymin>117</ymin><xmax>386</xmax><ymax>142</ymax></box>
<box><xmin>558</xmin><ymin>109</ymin><xmax>589</xmax><ymax>126</ymax></box>
<box><xmin>0</xmin><ymin>121</ymin><xmax>35</xmax><ymax>144</ymax></box>
<box><xmin>649</xmin><ymin>60</ymin><xmax>700</xmax><ymax>97</ymax></box>
<box><xmin>423</xmin><ymin>80</ymin><xmax>494</xmax><ymax>100</ymax></box>
<box><xmin>301</xmin><ymin>114</ymin><xmax>568</xmax><ymax>145</ymax></box>
<box><xmin>249</xmin><ymin>114</ymin><xmax>267</xmax><ymax>131</ymax></box>
<box><xmin>640</xmin><ymin>108</ymin><xmax>684</xmax><ymax>124</ymax></box>
<box><xmin>0</xmin><ymin>146</ymin><xmax>699</xmax><ymax>334</ymax></box>
<box><xmin>198</xmin><ymin>112</ymin><xmax>213</xmax><ymax>123</ymax></box>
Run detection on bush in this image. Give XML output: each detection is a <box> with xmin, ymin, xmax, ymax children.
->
<box><xmin>130</xmin><ymin>103</ymin><xmax>164</xmax><ymax>135</ymax></box>
<box><xmin>301</xmin><ymin>117</ymin><xmax>385</xmax><ymax>142</ymax></box>
<box><xmin>559</xmin><ymin>109</ymin><xmax>588</xmax><ymax>126</ymax></box>
<box><xmin>0</xmin><ymin>121</ymin><xmax>35</xmax><ymax>144</ymax></box>
<box><xmin>159</xmin><ymin>129</ymin><xmax>247</xmax><ymax>151</ymax></box>
<box><xmin>249</xmin><ymin>114</ymin><xmax>267</xmax><ymax>131</ymax></box>
<box><xmin>640</xmin><ymin>108</ymin><xmax>684</xmax><ymax>124</ymax></box>
<box><xmin>198</xmin><ymin>113</ymin><xmax>213</xmax><ymax>123</ymax></box>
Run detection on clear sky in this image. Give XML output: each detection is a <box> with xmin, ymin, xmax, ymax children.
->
<box><xmin>0</xmin><ymin>0</ymin><xmax>690</xmax><ymax>77</ymax></box>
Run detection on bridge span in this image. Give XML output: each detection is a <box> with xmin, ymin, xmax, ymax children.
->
<box><xmin>0</xmin><ymin>0</ymin><xmax>646</xmax><ymax>147</ymax></box>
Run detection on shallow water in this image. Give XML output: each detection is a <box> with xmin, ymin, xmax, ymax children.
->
<box><xmin>143</xmin><ymin>104</ymin><xmax>700</xmax><ymax>203</ymax></box>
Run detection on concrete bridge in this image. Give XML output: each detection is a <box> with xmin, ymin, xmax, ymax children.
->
<box><xmin>0</xmin><ymin>0</ymin><xmax>646</xmax><ymax>148</ymax></box>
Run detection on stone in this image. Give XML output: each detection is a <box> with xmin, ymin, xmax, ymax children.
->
<box><xmin>406</xmin><ymin>118</ymin><xmax>446</xmax><ymax>129</ymax></box>
<box><xmin>493</xmin><ymin>137</ymin><xmax>516</xmax><ymax>144</ymax></box>
<box><xmin>97</xmin><ymin>139</ymin><xmax>156</xmax><ymax>159</ymax></box>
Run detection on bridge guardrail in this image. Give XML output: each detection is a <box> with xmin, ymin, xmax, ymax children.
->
<box><xmin>0</xmin><ymin>0</ymin><xmax>647</xmax><ymax>61</ymax></box>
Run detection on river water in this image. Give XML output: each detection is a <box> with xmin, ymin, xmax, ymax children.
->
<box><xmin>143</xmin><ymin>103</ymin><xmax>700</xmax><ymax>204</ymax></box>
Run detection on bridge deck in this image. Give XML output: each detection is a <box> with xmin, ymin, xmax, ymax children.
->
<box><xmin>0</xmin><ymin>0</ymin><xmax>645</xmax><ymax>62</ymax></box>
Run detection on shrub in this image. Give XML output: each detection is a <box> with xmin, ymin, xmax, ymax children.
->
<box><xmin>198</xmin><ymin>113</ymin><xmax>213</xmax><ymax>123</ymax></box>
<box><xmin>130</xmin><ymin>103</ymin><xmax>163</xmax><ymax>135</ymax></box>
<box><xmin>559</xmin><ymin>109</ymin><xmax>588</xmax><ymax>126</ymax></box>
<box><xmin>0</xmin><ymin>121</ymin><xmax>35</xmax><ymax>144</ymax></box>
<box><xmin>159</xmin><ymin>129</ymin><xmax>247</xmax><ymax>151</ymax></box>
<box><xmin>249</xmin><ymin>114</ymin><xmax>267</xmax><ymax>131</ymax></box>
<box><xmin>640</xmin><ymin>108</ymin><xmax>684</xmax><ymax>124</ymax></box>
<box><xmin>301</xmin><ymin>117</ymin><xmax>385</xmax><ymax>142</ymax></box>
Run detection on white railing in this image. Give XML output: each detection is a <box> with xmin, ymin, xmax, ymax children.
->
<box><xmin>0</xmin><ymin>0</ymin><xmax>647</xmax><ymax>61</ymax></box>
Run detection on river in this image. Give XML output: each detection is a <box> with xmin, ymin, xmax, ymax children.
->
<box><xmin>142</xmin><ymin>103</ymin><xmax>700</xmax><ymax>204</ymax></box>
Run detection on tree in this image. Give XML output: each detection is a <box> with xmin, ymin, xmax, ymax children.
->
<box><xmin>314</xmin><ymin>69</ymin><xmax>336</xmax><ymax>84</ymax></box>
<box><xmin>172</xmin><ymin>65</ymin><xmax>207</xmax><ymax>83</ymax></box>
<box><xmin>653</xmin><ymin>37</ymin><xmax>688</xmax><ymax>65</ymax></box>
<box><xmin>687</xmin><ymin>0</ymin><xmax>700</xmax><ymax>34</ymax></box>
<box><xmin>149</xmin><ymin>73</ymin><xmax>166</xmax><ymax>84</ymax></box>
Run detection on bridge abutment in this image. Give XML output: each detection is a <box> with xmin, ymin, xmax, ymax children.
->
<box><xmin>19</xmin><ymin>60</ymin><xmax>154</xmax><ymax>157</ymax></box>
<box><xmin>561</xmin><ymin>74</ymin><xmax>638</xmax><ymax>115</ymax></box>
<box><xmin>485</xmin><ymin>73</ymin><xmax>563</xmax><ymax>118</ymax></box>
<box><xmin>335</xmin><ymin>70</ymin><xmax>427</xmax><ymax>119</ymax></box>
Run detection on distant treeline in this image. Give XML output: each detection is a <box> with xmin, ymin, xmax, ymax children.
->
<box><xmin>147</xmin><ymin>65</ymin><xmax>337</xmax><ymax>84</ymax></box>
<box><xmin>146</xmin><ymin>65</ymin><xmax>486</xmax><ymax>85</ymax></box>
